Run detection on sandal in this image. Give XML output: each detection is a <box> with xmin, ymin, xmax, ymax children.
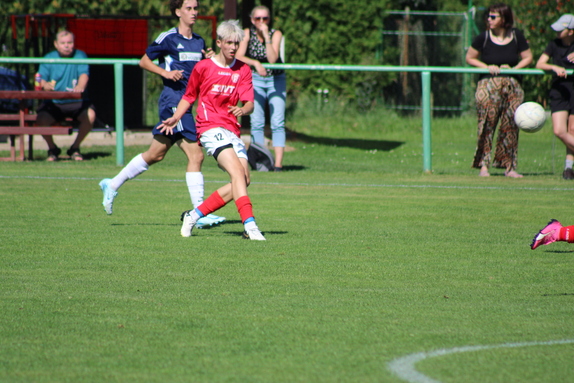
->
<box><xmin>46</xmin><ymin>147</ymin><xmax>61</xmax><ymax>162</ymax></box>
<box><xmin>67</xmin><ymin>147</ymin><xmax>84</xmax><ymax>161</ymax></box>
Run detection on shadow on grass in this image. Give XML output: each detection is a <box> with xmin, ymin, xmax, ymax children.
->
<box><xmin>34</xmin><ymin>151</ymin><xmax>112</xmax><ymax>161</ymax></box>
<box><xmin>290</xmin><ymin>131</ymin><xmax>404</xmax><ymax>151</ymax></box>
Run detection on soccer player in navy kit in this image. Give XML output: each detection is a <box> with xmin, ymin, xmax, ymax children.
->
<box><xmin>159</xmin><ymin>20</ymin><xmax>265</xmax><ymax>240</ymax></box>
<box><xmin>99</xmin><ymin>0</ymin><xmax>225</xmax><ymax>228</ymax></box>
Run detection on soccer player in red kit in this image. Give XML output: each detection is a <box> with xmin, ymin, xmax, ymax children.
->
<box><xmin>159</xmin><ymin>20</ymin><xmax>265</xmax><ymax>240</ymax></box>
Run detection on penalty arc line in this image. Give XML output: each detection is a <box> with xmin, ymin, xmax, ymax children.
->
<box><xmin>387</xmin><ymin>339</ymin><xmax>574</xmax><ymax>383</ymax></box>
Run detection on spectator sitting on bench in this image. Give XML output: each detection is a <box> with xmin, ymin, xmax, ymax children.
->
<box><xmin>36</xmin><ymin>30</ymin><xmax>96</xmax><ymax>161</ymax></box>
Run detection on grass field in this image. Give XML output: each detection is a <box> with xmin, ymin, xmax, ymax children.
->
<box><xmin>1</xmin><ymin>113</ymin><xmax>574</xmax><ymax>382</ymax></box>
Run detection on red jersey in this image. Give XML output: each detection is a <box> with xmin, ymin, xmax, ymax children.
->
<box><xmin>182</xmin><ymin>57</ymin><xmax>254</xmax><ymax>137</ymax></box>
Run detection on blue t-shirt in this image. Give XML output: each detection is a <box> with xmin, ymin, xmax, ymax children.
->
<box><xmin>38</xmin><ymin>49</ymin><xmax>89</xmax><ymax>104</ymax></box>
<box><xmin>145</xmin><ymin>28</ymin><xmax>206</xmax><ymax>108</ymax></box>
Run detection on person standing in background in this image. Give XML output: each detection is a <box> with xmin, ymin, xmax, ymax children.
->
<box><xmin>535</xmin><ymin>14</ymin><xmax>574</xmax><ymax>180</ymax></box>
<box><xmin>236</xmin><ymin>5</ymin><xmax>286</xmax><ymax>172</ymax></box>
<box><xmin>465</xmin><ymin>3</ymin><xmax>532</xmax><ymax>178</ymax></box>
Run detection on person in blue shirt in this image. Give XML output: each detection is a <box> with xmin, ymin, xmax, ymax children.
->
<box><xmin>98</xmin><ymin>0</ymin><xmax>225</xmax><ymax>228</ymax></box>
<box><xmin>37</xmin><ymin>30</ymin><xmax>96</xmax><ymax>161</ymax></box>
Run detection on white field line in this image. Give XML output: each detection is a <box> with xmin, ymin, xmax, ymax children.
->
<box><xmin>388</xmin><ymin>339</ymin><xmax>574</xmax><ymax>383</ymax></box>
<box><xmin>2</xmin><ymin>175</ymin><xmax>574</xmax><ymax>192</ymax></box>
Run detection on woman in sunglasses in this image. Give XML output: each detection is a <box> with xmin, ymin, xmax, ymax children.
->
<box><xmin>236</xmin><ymin>5</ymin><xmax>286</xmax><ymax>171</ymax></box>
<box><xmin>466</xmin><ymin>3</ymin><xmax>533</xmax><ymax>178</ymax></box>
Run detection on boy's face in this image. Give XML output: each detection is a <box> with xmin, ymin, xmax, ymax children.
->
<box><xmin>54</xmin><ymin>33</ymin><xmax>74</xmax><ymax>57</ymax></box>
<box><xmin>176</xmin><ymin>0</ymin><xmax>199</xmax><ymax>25</ymax></box>
<box><xmin>217</xmin><ymin>38</ymin><xmax>240</xmax><ymax>61</ymax></box>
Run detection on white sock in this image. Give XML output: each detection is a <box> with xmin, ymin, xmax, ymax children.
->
<box><xmin>566</xmin><ymin>159</ymin><xmax>574</xmax><ymax>170</ymax></box>
<box><xmin>110</xmin><ymin>154</ymin><xmax>149</xmax><ymax>191</ymax></box>
<box><xmin>244</xmin><ymin>220</ymin><xmax>257</xmax><ymax>231</ymax></box>
<box><xmin>186</xmin><ymin>172</ymin><xmax>204</xmax><ymax>209</ymax></box>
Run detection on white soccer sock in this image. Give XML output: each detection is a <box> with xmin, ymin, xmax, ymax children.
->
<box><xmin>110</xmin><ymin>153</ymin><xmax>149</xmax><ymax>191</ymax></box>
<box><xmin>244</xmin><ymin>220</ymin><xmax>257</xmax><ymax>231</ymax></box>
<box><xmin>186</xmin><ymin>172</ymin><xmax>205</xmax><ymax>209</ymax></box>
<box><xmin>566</xmin><ymin>159</ymin><xmax>574</xmax><ymax>170</ymax></box>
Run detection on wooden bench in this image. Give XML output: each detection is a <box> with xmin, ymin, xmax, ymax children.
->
<box><xmin>0</xmin><ymin>90</ymin><xmax>81</xmax><ymax>161</ymax></box>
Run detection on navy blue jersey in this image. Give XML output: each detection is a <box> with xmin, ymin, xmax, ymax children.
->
<box><xmin>146</xmin><ymin>27</ymin><xmax>206</xmax><ymax>107</ymax></box>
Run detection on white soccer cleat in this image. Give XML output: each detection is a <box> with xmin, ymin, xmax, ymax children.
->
<box><xmin>99</xmin><ymin>178</ymin><xmax>117</xmax><ymax>215</ymax></box>
<box><xmin>196</xmin><ymin>214</ymin><xmax>226</xmax><ymax>228</ymax></box>
<box><xmin>242</xmin><ymin>227</ymin><xmax>266</xmax><ymax>241</ymax></box>
<box><xmin>180</xmin><ymin>210</ymin><xmax>199</xmax><ymax>237</ymax></box>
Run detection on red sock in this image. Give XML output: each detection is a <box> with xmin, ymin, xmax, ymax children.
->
<box><xmin>558</xmin><ymin>226</ymin><xmax>574</xmax><ymax>243</ymax></box>
<box><xmin>197</xmin><ymin>191</ymin><xmax>226</xmax><ymax>216</ymax></box>
<box><xmin>235</xmin><ymin>196</ymin><xmax>254</xmax><ymax>223</ymax></box>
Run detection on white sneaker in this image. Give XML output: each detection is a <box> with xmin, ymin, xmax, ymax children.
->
<box><xmin>242</xmin><ymin>227</ymin><xmax>266</xmax><ymax>241</ymax></box>
<box><xmin>99</xmin><ymin>178</ymin><xmax>117</xmax><ymax>215</ymax></box>
<box><xmin>196</xmin><ymin>214</ymin><xmax>226</xmax><ymax>228</ymax></box>
<box><xmin>180</xmin><ymin>210</ymin><xmax>199</xmax><ymax>237</ymax></box>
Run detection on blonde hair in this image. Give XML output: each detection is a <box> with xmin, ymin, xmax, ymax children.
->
<box><xmin>250</xmin><ymin>5</ymin><xmax>270</xmax><ymax>17</ymax></box>
<box><xmin>216</xmin><ymin>20</ymin><xmax>243</xmax><ymax>42</ymax></box>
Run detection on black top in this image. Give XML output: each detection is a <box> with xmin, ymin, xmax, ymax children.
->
<box><xmin>471</xmin><ymin>29</ymin><xmax>530</xmax><ymax>81</ymax></box>
<box><xmin>543</xmin><ymin>38</ymin><xmax>574</xmax><ymax>84</ymax></box>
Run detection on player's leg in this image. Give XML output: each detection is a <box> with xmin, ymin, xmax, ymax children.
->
<box><xmin>98</xmin><ymin>135</ymin><xmax>172</xmax><ymax>215</ymax></box>
<box><xmin>531</xmin><ymin>219</ymin><xmax>574</xmax><ymax>249</ymax></box>
<box><xmin>181</xmin><ymin>129</ymin><xmax>264</xmax><ymax>240</ymax></box>
<box><xmin>177</xmin><ymin>138</ymin><xmax>226</xmax><ymax>227</ymax></box>
<box><xmin>269</xmin><ymin>73</ymin><xmax>287</xmax><ymax>170</ymax></box>
<box><xmin>67</xmin><ymin>103</ymin><xmax>96</xmax><ymax>161</ymax></box>
<box><xmin>562</xmin><ymin>114</ymin><xmax>574</xmax><ymax>179</ymax></box>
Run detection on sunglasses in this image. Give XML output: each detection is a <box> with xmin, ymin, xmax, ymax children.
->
<box><xmin>253</xmin><ymin>17</ymin><xmax>269</xmax><ymax>21</ymax></box>
<box><xmin>488</xmin><ymin>15</ymin><xmax>500</xmax><ymax>20</ymax></box>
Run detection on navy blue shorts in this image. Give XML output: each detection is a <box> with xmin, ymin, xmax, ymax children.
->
<box><xmin>37</xmin><ymin>100</ymin><xmax>95</xmax><ymax>121</ymax></box>
<box><xmin>152</xmin><ymin>105</ymin><xmax>198</xmax><ymax>143</ymax></box>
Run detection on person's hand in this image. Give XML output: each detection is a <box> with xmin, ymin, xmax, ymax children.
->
<box><xmin>255</xmin><ymin>21</ymin><xmax>269</xmax><ymax>36</ymax></box>
<box><xmin>567</xmin><ymin>53</ymin><xmax>574</xmax><ymax>63</ymax></box>
<box><xmin>487</xmin><ymin>65</ymin><xmax>500</xmax><ymax>75</ymax></box>
<box><xmin>72</xmin><ymin>85</ymin><xmax>85</xmax><ymax>93</ymax></box>
<box><xmin>164</xmin><ymin>69</ymin><xmax>185</xmax><ymax>82</ymax></box>
<box><xmin>554</xmin><ymin>66</ymin><xmax>568</xmax><ymax>78</ymax></box>
<box><xmin>254</xmin><ymin>62</ymin><xmax>267</xmax><ymax>77</ymax></box>
<box><xmin>228</xmin><ymin>105</ymin><xmax>245</xmax><ymax>118</ymax></box>
<box><xmin>202</xmin><ymin>47</ymin><xmax>214</xmax><ymax>59</ymax></box>
<box><xmin>43</xmin><ymin>81</ymin><xmax>56</xmax><ymax>91</ymax></box>
<box><xmin>157</xmin><ymin>117</ymin><xmax>178</xmax><ymax>135</ymax></box>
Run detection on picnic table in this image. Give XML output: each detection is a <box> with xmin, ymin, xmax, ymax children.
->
<box><xmin>0</xmin><ymin>90</ymin><xmax>82</xmax><ymax>161</ymax></box>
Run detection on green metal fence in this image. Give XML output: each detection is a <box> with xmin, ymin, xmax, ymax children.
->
<box><xmin>0</xmin><ymin>57</ymin><xmax>564</xmax><ymax>172</ymax></box>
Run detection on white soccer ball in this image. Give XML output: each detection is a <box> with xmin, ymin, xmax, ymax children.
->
<box><xmin>514</xmin><ymin>102</ymin><xmax>546</xmax><ymax>133</ymax></box>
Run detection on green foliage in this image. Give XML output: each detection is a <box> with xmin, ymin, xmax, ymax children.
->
<box><xmin>274</xmin><ymin>0</ymin><xmax>395</xmax><ymax>106</ymax></box>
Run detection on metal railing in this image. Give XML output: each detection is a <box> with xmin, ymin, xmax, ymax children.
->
<box><xmin>0</xmin><ymin>57</ymin><xmax>563</xmax><ymax>171</ymax></box>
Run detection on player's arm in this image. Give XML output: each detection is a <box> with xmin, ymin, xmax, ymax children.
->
<box><xmin>536</xmin><ymin>53</ymin><xmax>568</xmax><ymax>78</ymax></box>
<box><xmin>228</xmin><ymin>101</ymin><xmax>254</xmax><ymax>118</ymax></box>
<box><xmin>139</xmin><ymin>53</ymin><xmax>184</xmax><ymax>82</ymax></box>
<box><xmin>158</xmin><ymin>98</ymin><xmax>192</xmax><ymax>134</ymax></box>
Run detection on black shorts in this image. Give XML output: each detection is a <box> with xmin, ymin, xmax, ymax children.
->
<box><xmin>37</xmin><ymin>99</ymin><xmax>95</xmax><ymax>121</ymax></box>
<box><xmin>549</xmin><ymin>81</ymin><xmax>574</xmax><ymax>114</ymax></box>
